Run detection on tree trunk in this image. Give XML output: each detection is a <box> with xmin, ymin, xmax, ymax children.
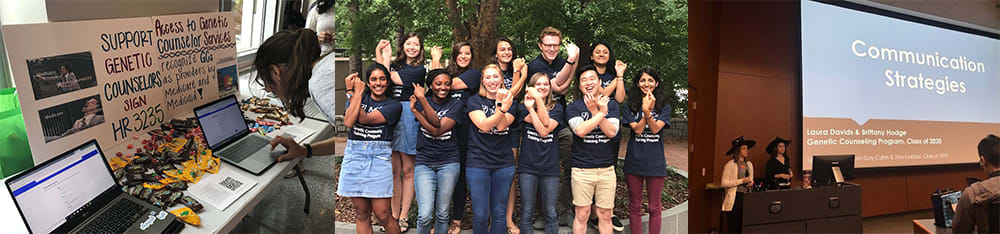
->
<box><xmin>470</xmin><ymin>0</ymin><xmax>498</xmax><ymax>69</ymax></box>
<box><xmin>348</xmin><ymin>0</ymin><xmax>362</xmax><ymax>73</ymax></box>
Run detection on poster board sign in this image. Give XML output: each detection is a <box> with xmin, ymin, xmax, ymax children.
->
<box><xmin>1</xmin><ymin>12</ymin><xmax>237</xmax><ymax>164</ymax></box>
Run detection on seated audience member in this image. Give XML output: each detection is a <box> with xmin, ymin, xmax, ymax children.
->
<box><xmin>952</xmin><ymin>135</ymin><xmax>1000</xmax><ymax>233</ymax></box>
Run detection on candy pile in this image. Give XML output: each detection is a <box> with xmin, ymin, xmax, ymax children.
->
<box><xmin>107</xmin><ymin>118</ymin><xmax>218</xmax><ymax>226</ymax></box>
<box><xmin>240</xmin><ymin>97</ymin><xmax>292</xmax><ymax>134</ymax></box>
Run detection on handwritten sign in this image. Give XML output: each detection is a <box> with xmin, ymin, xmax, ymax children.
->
<box><xmin>1</xmin><ymin>12</ymin><xmax>237</xmax><ymax>163</ymax></box>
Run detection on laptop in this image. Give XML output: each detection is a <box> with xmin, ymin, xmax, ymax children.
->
<box><xmin>194</xmin><ymin>95</ymin><xmax>286</xmax><ymax>175</ymax></box>
<box><xmin>4</xmin><ymin>140</ymin><xmax>184</xmax><ymax>234</ymax></box>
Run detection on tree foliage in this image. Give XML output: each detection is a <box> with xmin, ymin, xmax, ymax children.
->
<box><xmin>335</xmin><ymin>0</ymin><xmax>688</xmax><ymax>118</ymax></box>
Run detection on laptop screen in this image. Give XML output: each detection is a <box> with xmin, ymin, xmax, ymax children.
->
<box><xmin>6</xmin><ymin>142</ymin><xmax>115</xmax><ymax>234</ymax></box>
<box><xmin>195</xmin><ymin>96</ymin><xmax>249</xmax><ymax>149</ymax></box>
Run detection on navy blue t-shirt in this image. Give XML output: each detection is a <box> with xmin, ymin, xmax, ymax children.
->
<box><xmin>502</xmin><ymin>68</ymin><xmax>514</xmax><ymax>90</ymax></box>
<box><xmin>598</xmin><ymin>70</ymin><xmax>617</xmax><ymax>97</ymax></box>
<box><xmin>515</xmin><ymin>103</ymin><xmax>564</xmax><ymax>176</ymax></box>
<box><xmin>391</xmin><ymin>63</ymin><xmax>427</xmax><ymax>101</ymax></box>
<box><xmin>415</xmin><ymin>98</ymin><xmax>462</xmax><ymax>166</ymax></box>
<box><xmin>464</xmin><ymin>95</ymin><xmax>517</xmax><ymax>169</ymax></box>
<box><xmin>527</xmin><ymin>55</ymin><xmax>568</xmax><ymax>106</ymax></box>
<box><xmin>348</xmin><ymin>94</ymin><xmax>402</xmax><ymax>142</ymax></box>
<box><xmin>622</xmin><ymin>104</ymin><xmax>672</xmax><ymax>177</ymax></box>
<box><xmin>450</xmin><ymin>69</ymin><xmax>482</xmax><ymax>103</ymax></box>
<box><xmin>566</xmin><ymin>99</ymin><xmax>621</xmax><ymax>168</ymax></box>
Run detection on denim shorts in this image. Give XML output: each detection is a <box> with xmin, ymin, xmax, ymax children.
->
<box><xmin>336</xmin><ymin>140</ymin><xmax>394</xmax><ymax>198</ymax></box>
<box><xmin>392</xmin><ymin>101</ymin><xmax>419</xmax><ymax>155</ymax></box>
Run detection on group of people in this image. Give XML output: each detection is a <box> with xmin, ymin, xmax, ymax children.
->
<box><xmin>253</xmin><ymin>25</ymin><xmax>674</xmax><ymax>234</ymax></box>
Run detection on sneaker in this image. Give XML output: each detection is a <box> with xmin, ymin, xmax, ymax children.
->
<box><xmin>611</xmin><ymin>216</ymin><xmax>624</xmax><ymax>232</ymax></box>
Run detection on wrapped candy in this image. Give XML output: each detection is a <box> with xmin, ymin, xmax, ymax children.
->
<box><xmin>169</xmin><ymin>207</ymin><xmax>201</xmax><ymax>226</ymax></box>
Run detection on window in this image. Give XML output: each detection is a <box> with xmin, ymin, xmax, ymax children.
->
<box><xmin>223</xmin><ymin>0</ymin><xmax>281</xmax><ymax>53</ymax></box>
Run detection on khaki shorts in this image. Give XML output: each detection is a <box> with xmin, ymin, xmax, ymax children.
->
<box><xmin>571</xmin><ymin>166</ymin><xmax>616</xmax><ymax>209</ymax></box>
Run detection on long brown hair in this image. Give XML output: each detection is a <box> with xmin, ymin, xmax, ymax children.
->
<box><xmin>392</xmin><ymin>32</ymin><xmax>425</xmax><ymax>67</ymax></box>
<box><xmin>525</xmin><ymin>72</ymin><xmax>555</xmax><ymax>111</ymax></box>
<box><xmin>447</xmin><ymin>41</ymin><xmax>474</xmax><ymax>77</ymax></box>
<box><xmin>253</xmin><ymin>29</ymin><xmax>321</xmax><ymax>119</ymax></box>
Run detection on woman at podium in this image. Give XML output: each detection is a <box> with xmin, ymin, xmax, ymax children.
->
<box><xmin>765</xmin><ymin>137</ymin><xmax>793</xmax><ymax>190</ymax></box>
<box><xmin>721</xmin><ymin>136</ymin><xmax>755</xmax><ymax>233</ymax></box>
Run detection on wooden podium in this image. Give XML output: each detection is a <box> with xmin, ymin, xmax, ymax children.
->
<box><xmin>739</xmin><ymin>183</ymin><xmax>862</xmax><ymax>233</ymax></box>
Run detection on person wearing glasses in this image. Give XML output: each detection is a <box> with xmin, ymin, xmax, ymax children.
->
<box><xmin>525</xmin><ymin>26</ymin><xmax>583</xmax><ymax>228</ymax></box>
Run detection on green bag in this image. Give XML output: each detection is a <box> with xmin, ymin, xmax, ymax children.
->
<box><xmin>0</xmin><ymin>88</ymin><xmax>34</xmax><ymax>178</ymax></box>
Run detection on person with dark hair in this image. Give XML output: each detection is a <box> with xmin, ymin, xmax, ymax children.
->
<box><xmin>373</xmin><ymin>32</ymin><xmax>427</xmax><ymax>232</ymax></box>
<box><xmin>465</xmin><ymin>64</ymin><xmax>517</xmax><ymax>234</ymax></box>
<box><xmin>410</xmin><ymin>69</ymin><xmax>462</xmax><ymax>234</ymax></box>
<box><xmin>589</xmin><ymin>41</ymin><xmax>627</xmax><ymax>103</ymax></box>
<box><xmin>621</xmin><ymin>68</ymin><xmax>671</xmax><ymax>234</ymax></box>
<box><xmin>282</xmin><ymin>0</ymin><xmax>306</xmax><ymax>30</ymax></box>
<box><xmin>340</xmin><ymin>64</ymin><xmax>403</xmax><ymax>234</ymax></box>
<box><xmin>514</xmin><ymin>72</ymin><xmax>564</xmax><ymax>234</ymax></box>
<box><xmin>764</xmin><ymin>137</ymin><xmax>793</xmax><ymax>190</ymax></box>
<box><xmin>952</xmin><ymin>135</ymin><xmax>1000</xmax><ymax>233</ymax></box>
<box><xmin>490</xmin><ymin>37</ymin><xmax>527</xmax><ymax>234</ymax></box>
<box><xmin>566</xmin><ymin>64</ymin><xmax>620</xmax><ymax>234</ymax></box>
<box><xmin>721</xmin><ymin>136</ymin><xmax>755</xmax><ymax>233</ymax></box>
<box><xmin>256</xmin><ymin>29</ymin><xmax>394</xmax><ymax>233</ymax></box>
<box><xmin>492</xmin><ymin>38</ymin><xmax>527</xmax><ymax>98</ymax></box>
<box><xmin>429</xmin><ymin>41</ymin><xmax>481</xmax><ymax>234</ymax></box>
<box><xmin>306</xmin><ymin>0</ymin><xmax>335</xmax><ymax>56</ymax></box>
<box><xmin>253</xmin><ymin>29</ymin><xmax>325</xmax><ymax>120</ymax></box>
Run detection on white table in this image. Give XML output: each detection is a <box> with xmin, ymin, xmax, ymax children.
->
<box><xmin>0</xmin><ymin>110</ymin><xmax>334</xmax><ymax>234</ymax></box>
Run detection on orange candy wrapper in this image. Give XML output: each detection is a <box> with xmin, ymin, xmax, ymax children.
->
<box><xmin>157</xmin><ymin>138</ymin><xmax>189</xmax><ymax>153</ymax></box>
<box><xmin>169</xmin><ymin>207</ymin><xmax>200</xmax><ymax>226</ymax></box>
<box><xmin>196</xmin><ymin>150</ymin><xmax>220</xmax><ymax>174</ymax></box>
<box><xmin>108</xmin><ymin>156</ymin><xmax>130</xmax><ymax>171</ymax></box>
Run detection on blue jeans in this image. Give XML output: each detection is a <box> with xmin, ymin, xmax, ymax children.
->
<box><xmin>466</xmin><ymin>166</ymin><xmax>515</xmax><ymax>234</ymax></box>
<box><xmin>518</xmin><ymin>173</ymin><xmax>559</xmax><ymax>234</ymax></box>
<box><xmin>415</xmin><ymin>163</ymin><xmax>461</xmax><ymax>234</ymax></box>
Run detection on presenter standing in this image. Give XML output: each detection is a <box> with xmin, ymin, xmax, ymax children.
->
<box><xmin>721</xmin><ymin>136</ymin><xmax>755</xmax><ymax>233</ymax></box>
<box><xmin>764</xmin><ymin>137</ymin><xmax>793</xmax><ymax>190</ymax></box>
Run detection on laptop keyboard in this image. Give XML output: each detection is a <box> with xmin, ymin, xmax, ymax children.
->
<box><xmin>221</xmin><ymin>136</ymin><xmax>270</xmax><ymax>163</ymax></box>
<box><xmin>79</xmin><ymin>198</ymin><xmax>150</xmax><ymax>233</ymax></box>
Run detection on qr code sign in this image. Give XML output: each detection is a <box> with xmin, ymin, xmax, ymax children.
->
<box><xmin>219</xmin><ymin>177</ymin><xmax>243</xmax><ymax>191</ymax></box>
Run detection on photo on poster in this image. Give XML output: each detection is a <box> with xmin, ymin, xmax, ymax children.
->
<box><xmin>38</xmin><ymin>95</ymin><xmax>105</xmax><ymax>142</ymax></box>
<box><xmin>217</xmin><ymin>65</ymin><xmax>238</xmax><ymax>93</ymax></box>
<box><xmin>25</xmin><ymin>51</ymin><xmax>98</xmax><ymax>100</ymax></box>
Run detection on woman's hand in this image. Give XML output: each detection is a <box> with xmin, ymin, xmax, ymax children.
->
<box><xmin>496</xmin><ymin>89</ymin><xmax>513</xmax><ymax>113</ymax></box>
<box><xmin>513</xmin><ymin>58</ymin><xmax>526</xmax><ymax>73</ymax></box>
<box><xmin>412</xmin><ymin>83</ymin><xmax>426</xmax><ymax>98</ymax></box>
<box><xmin>615</xmin><ymin>60</ymin><xmax>628</xmax><ymax>77</ymax></box>
<box><xmin>524</xmin><ymin>97</ymin><xmax>536</xmax><ymax>111</ymax></box>
<box><xmin>642</xmin><ymin>93</ymin><xmax>655</xmax><ymax>115</ymax></box>
<box><xmin>431</xmin><ymin>46</ymin><xmax>443</xmax><ymax>62</ymax></box>
<box><xmin>409</xmin><ymin>95</ymin><xmax>419</xmax><ymax>113</ymax></box>
<box><xmin>269</xmin><ymin>135</ymin><xmax>306</xmax><ymax>161</ymax></box>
